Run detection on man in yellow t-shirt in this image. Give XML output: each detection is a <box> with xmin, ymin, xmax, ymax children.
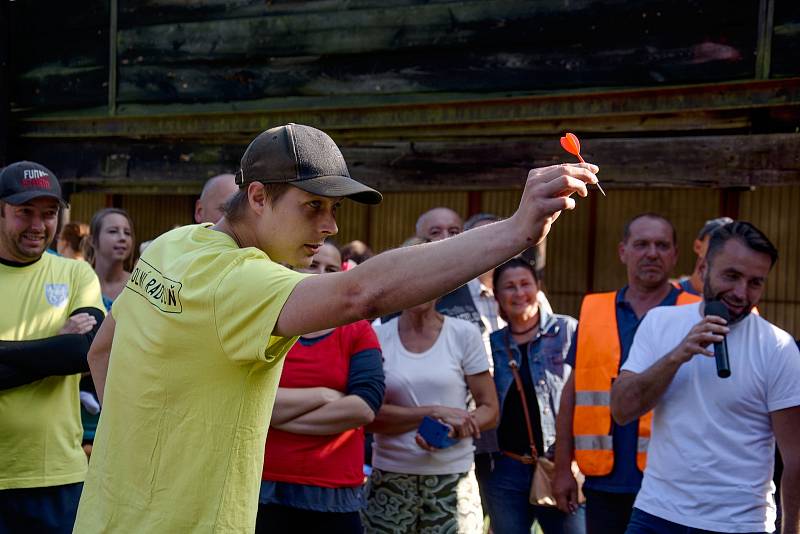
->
<box><xmin>0</xmin><ymin>161</ymin><xmax>105</xmax><ymax>533</ymax></box>
<box><xmin>76</xmin><ymin>123</ymin><xmax>600</xmax><ymax>533</ymax></box>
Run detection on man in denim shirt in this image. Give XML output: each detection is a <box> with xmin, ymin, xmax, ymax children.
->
<box><xmin>553</xmin><ymin>213</ymin><xmax>698</xmax><ymax>534</ymax></box>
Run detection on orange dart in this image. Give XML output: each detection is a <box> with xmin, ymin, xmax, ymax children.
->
<box><xmin>560</xmin><ymin>132</ymin><xmax>605</xmax><ymax>196</ymax></box>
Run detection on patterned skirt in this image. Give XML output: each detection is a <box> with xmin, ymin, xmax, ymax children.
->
<box><xmin>361</xmin><ymin>468</ymin><xmax>483</xmax><ymax>534</ymax></box>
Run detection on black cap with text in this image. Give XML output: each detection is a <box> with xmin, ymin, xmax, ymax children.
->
<box><xmin>0</xmin><ymin>161</ymin><xmax>65</xmax><ymax>206</ymax></box>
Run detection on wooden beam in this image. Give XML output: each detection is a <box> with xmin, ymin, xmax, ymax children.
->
<box><xmin>586</xmin><ymin>192</ymin><xmax>598</xmax><ymax>293</ymax></box>
<box><xmin>16</xmin><ymin>0</ymin><xmax>761</xmax><ymax>111</ymax></box>
<box><xmin>18</xmin><ymin>133</ymin><xmax>800</xmax><ymax>193</ymax></box>
<box><xmin>109</xmin><ymin>41</ymin><xmax>757</xmax><ymax>106</ymax></box>
<box><xmin>14</xmin><ymin>79</ymin><xmax>800</xmax><ymax>140</ymax></box>
<box><xmin>0</xmin><ymin>0</ymin><xmax>8</xmax><ymax>166</ymax></box>
<box><xmin>109</xmin><ymin>0</ymin><xmax>119</xmax><ymax>115</ymax></box>
<box><xmin>343</xmin><ymin>134</ymin><xmax>800</xmax><ymax>190</ymax></box>
<box><xmin>770</xmin><ymin>4</ymin><xmax>800</xmax><ymax>78</ymax></box>
<box><xmin>755</xmin><ymin>0</ymin><xmax>775</xmax><ymax>79</ymax></box>
<box><xmin>115</xmin><ymin>0</ymin><xmax>757</xmax><ymax>64</ymax></box>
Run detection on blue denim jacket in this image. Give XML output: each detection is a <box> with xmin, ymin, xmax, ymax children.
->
<box><xmin>489</xmin><ymin>310</ymin><xmax>578</xmax><ymax>454</ymax></box>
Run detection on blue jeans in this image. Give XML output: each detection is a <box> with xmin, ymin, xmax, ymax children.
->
<box><xmin>625</xmin><ymin>508</ymin><xmax>767</xmax><ymax>534</ymax></box>
<box><xmin>0</xmin><ymin>482</ymin><xmax>83</xmax><ymax>534</ymax></box>
<box><xmin>584</xmin><ymin>487</ymin><xmax>636</xmax><ymax>534</ymax></box>
<box><xmin>475</xmin><ymin>453</ymin><xmax>586</xmax><ymax>534</ymax></box>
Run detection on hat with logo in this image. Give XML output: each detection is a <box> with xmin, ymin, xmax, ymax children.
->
<box><xmin>236</xmin><ymin>123</ymin><xmax>382</xmax><ymax>205</ymax></box>
<box><xmin>0</xmin><ymin>161</ymin><xmax>65</xmax><ymax>206</ymax></box>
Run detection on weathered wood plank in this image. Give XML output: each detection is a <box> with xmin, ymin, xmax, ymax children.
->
<box><xmin>15</xmin><ymin>133</ymin><xmax>800</xmax><ymax>193</ymax></box>
<box><xmin>114</xmin><ymin>41</ymin><xmax>756</xmax><ymax>105</ymax></box>
<box><xmin>10</xmin><ymin>3</ymin><xmax>108</xmax><ymax>73</ymax></box>
<box><xmin>119</xmin><ymin>0</ymin><xmax>463</xmax><ymax>26</ymax></box>
<box><xmin>15</xmin><ymin>79</ymin><xmax>800</xmax><ymax>140</ymax></box>
<box><xmin>343</xmin><ymin>134</ymin><xmax>800</xmax><ymax>190</ymax></box>
<box><xmin>1</xmin><ymin>1</ymin><xmax>9</xmax><ymax>165</ymax></box>
<box><xmin>771</xmin><ymin>3</ymin><xmax>800</xmax><ymax>78</ymax></box>
<box><xmin>117</xmin><ymin>0</ymin><xmax>758</xmax><ymax>64</ymax></box>
<box><xmin>11</xmin><ymin>0</ymin><xmax>108</xmax><ymax>31</ymax></box>
<box><xmin>13</xmin><ymin>66</ymin><xmax>108</xmax><ymax>110</ymax></box>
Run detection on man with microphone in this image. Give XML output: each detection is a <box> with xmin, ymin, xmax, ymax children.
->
<box><xmin>610</xmin><ymin>221</ymin><xmax>800</xmax><ymax>534</ymax></box>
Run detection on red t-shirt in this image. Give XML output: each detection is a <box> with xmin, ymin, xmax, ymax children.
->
<box><xmin>262</xmin><ymin>320</ymin><xmax>380</xmax><ymax>488</ymax></box>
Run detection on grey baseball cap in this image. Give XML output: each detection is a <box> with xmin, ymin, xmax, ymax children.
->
<box><xmin>236</xmin><ymin>123</ymin><xmax>382</xmax><ymax>205</ymax></box>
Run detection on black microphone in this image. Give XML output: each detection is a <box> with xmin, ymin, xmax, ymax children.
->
<box><xmin>704</xmin><ymin>300</ymin><xmax>731</xmax><ymax>378</ymax></box>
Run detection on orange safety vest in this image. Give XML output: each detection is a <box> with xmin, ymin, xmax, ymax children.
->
<box><xmin>573</xmin><ymin>290</ymin><xmax>701</xmax><ymax>476</ymax></box>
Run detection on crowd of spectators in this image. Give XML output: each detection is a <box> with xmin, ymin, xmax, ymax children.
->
<box><xmin>1</xmin><ymin>153</ymin><xmax>797</xmax><ymax>534</ymax></box>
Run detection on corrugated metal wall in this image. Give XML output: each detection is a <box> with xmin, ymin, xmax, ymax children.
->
<box><xmin>739</xmin><ymin>186</ymin><xmax>800</xmax><ymax>337</ymax></box>
<box><xmin>68</xmin><ymin>186</ymin><xmax>799</xmax><ymax>337</ymax></box>
<box><xmin>67</xmin><ymin>193</ymin><xmax>106</xmax><ymax>226</ymax></box>
<box><xmin>69</xmin><ymin>192</ymin><xmax>195</xmax><ymax>244</ymax></box>
<box><xmin>593</xmin><ymin>188</ymin><xmax>721</xmax><ymax>291</ymax></box>
<box><xmin>122</xmin><ymin>195</ymin><xmax>195</xmax><ymax>245</ymax></box>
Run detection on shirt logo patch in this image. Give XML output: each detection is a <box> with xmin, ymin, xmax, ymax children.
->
<box><xmin>127</xmin><ymin>259</ymin><xmax>183</xmax><ymax>313</ymax></box>
<box><xmin>45</xmin><ymin>283</ymin><xmax>69</xmax><ymax>307</ymax></box>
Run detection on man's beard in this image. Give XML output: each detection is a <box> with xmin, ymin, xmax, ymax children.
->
<box><xmin>702</xmin><ymin>272</ymin><xmax>753</xmax><ymax>325</ymax></box>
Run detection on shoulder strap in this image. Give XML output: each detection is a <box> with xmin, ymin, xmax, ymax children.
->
<box><xmin>503</xmin><ymin>335</ymin><xmax>538</xmax><ymax>460</ymax></box>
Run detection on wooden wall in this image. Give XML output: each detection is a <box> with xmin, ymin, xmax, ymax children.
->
<box><xmin>8</xmin><ymin>0</ymin><xmax>800</xmax><ymax>338</ymax></box>
<box><xmin>7</xmin><ymin>0</ymin><xmax>769</xmax><ymax>110</ymax></box>
<box><xmin>6</xmin><ymin>1</ymin><xmax>800</xmax><ymax>194</ymax></box>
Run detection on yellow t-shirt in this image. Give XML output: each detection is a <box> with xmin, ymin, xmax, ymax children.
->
<box><xmin>75</xmin><ymin>224</ymin><xmax>307</xmax><ymax>533</ymax></box>
<box><xmin>0</xmin><ymin>253</ymin><xmax>104</xmax><ymax>490</ymax></box>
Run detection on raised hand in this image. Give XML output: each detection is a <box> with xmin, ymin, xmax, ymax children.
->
<box><xmin>512</xmin><ymin>163</ymin><xmax>599</xmax><ymax>247</ymax></box>
<box><xmin>671</xmin><ymin>315</ymin><xmax>729</xmax><ymax>364</ymax></box>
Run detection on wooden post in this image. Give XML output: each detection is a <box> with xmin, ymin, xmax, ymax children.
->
<box><xmin>0</xmin><ymin>0</ymin><xmax>9</xmax><ymax>166</ymax></box>
<box><xmin>364</xmin><ymin>204</ymin><xmax>374</xmax><ymax>250</ymax></box>
<box><xmin>755</xmin><ymin>0</ymin><xmax>775</xmax><ymax>79</ymax></box>
<box><xmin>108</xmin><ymin>0</ymin><xmax>118</xmax><ymax>116</ymax></box>
<box><xmin>586</xmin><ymin>192</ymin><xmax>599</xmax><ymax>293</ymax></box>
<box><xmin>720</xmin><ymin>188</ymin><xmax>746</xmax><ymax>219</ymax></box>
<box><xmin>467</xmin><ymin>191</ymin><xmax>482</xmax><ymax>218</ymax></box>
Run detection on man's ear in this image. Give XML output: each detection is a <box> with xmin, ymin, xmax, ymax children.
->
<box><xmin>698</xmin><ymin>256</ymin><xmax>708</xmax><ymax>280</ymax></box>
<box><xmin>693</xmin><ymin>238</ymin><xmax>703</xmax><ymax>255</ymax></box>
<box><xmin>617</xmin><ymin>241</ymin><xmax>626</xmax><ymax>264</ymax></box>
<box><xmin>247</xmin><ymin>182</ymin><xmax>267</xmax><ymax>214</ymax></box>
<box><xmin>194</xmin><ymin>199</ymin><xmax>203</xmax><ymax>224</ymax></box>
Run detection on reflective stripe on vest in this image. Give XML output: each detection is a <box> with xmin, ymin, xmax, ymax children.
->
<box><xmin>573</xmin><ymin>290</ymin><xmax>701</xmax><ymax>476</ymax></box>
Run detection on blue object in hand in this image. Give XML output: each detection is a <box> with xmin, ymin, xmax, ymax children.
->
<box><xmin>418</xmin><ymin>416</ymin><xmax>458</xmax><ymax>449</ymax></box>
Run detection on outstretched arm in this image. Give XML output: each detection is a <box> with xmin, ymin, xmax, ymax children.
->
<box><xmin>275</xmin><ymin>164</ymin><xmax>598</xmax><ymax>337</ymax></box>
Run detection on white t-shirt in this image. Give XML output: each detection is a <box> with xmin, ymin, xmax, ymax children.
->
<box><xmin>622</xmin><ymin>302</ymin><xmax>800</xmax><ymax>533</ymax></box>
<box><xmin>372</xmin><ymin>316</ymin><xmax>490</xmax><ymax>475</ymax></box>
